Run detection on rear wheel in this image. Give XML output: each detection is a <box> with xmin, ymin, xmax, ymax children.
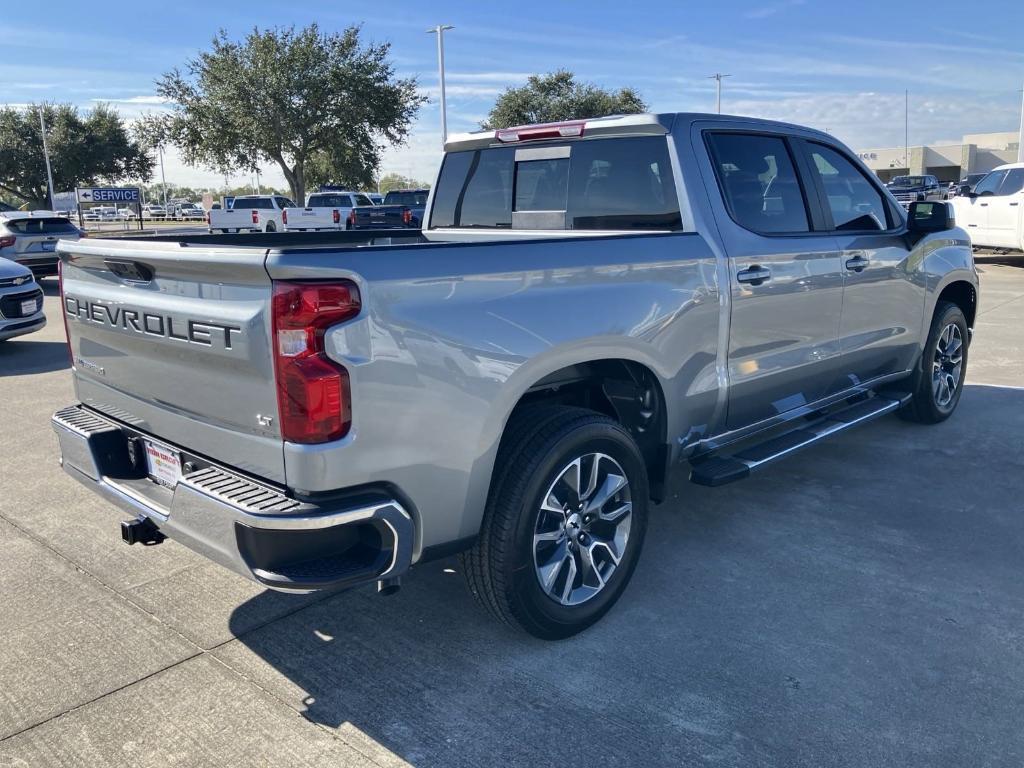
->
<box><xmin>460</xmin><ymin>406</ymin><xmax>648</xmax><ymax>639</ymax></box>
<box><xmin>901</xmin><ymin>301</ymin><xmax>968</xmax><ymax>423</ymax></box>
<box><xmin>265</xmin><ymin>221</ymin><xmax>276</xmax><ymax>233</ymax></box>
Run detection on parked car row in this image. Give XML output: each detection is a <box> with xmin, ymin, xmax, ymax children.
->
<box><xmin>210</xmin><ymin>189</ymin><xmax>429</xmax><ymax>233</ymax></box>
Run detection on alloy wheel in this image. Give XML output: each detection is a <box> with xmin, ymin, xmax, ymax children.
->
<box><xmin>532</xmin><ymin>452</ymin><xmax>633</xmax><ymax>606</ymax></box>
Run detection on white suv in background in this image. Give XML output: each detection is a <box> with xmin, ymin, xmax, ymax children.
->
<box><xmin>953</xmin><ymin>163</ymin><xmax>1024</xmax><ymax>252</ymax></box>
<box><xmin>0</xmin><ymin>211</ymin><xmax>83</xmax><ymax>277</ymax></box>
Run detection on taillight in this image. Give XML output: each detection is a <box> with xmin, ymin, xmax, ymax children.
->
<box><xmin>282</xmin><ymin>209</ymin><xmax>288</xmax><ymax>225</ymax></box>
<box><xmin>271</xmin><ymin>281</ymin><xmax>360</xmax><ymax>443</ymax></box>
<box><xmin>0</xmin><ymin>235</ymin><xmax>16</xmax><ymax>249</ymax></box>
<box><xmin>347</xmin><ymin>210</ymin><xmax>356</xmax><ymax>228</ymax></box>
<box><xmin>332</xmin><ymin>209</ymin><xmax>340</xmax><ymax>224</ymax></box>
<box><xmin>495</xmin><ymin>120</ymin><xmax>585</xmax><ymax>143</ymax></box>
<box><xmin>58</xmin><ymin>260</ymin><xmax>73</xmax><ymax>366</ymax></box>
<box><xmin>402</xmin><ymin>209</ymin><xmax>413</xmax><ymax>226</ymax></box>
<box><xmin>205</xmin><ymin>211</ymin><xmax>210</xmax><ymax>225</ymax></box>
<box><xmin>251</xmin><ymin>210</ymin><xmax>259</xmax><ymax>225</ymax></box>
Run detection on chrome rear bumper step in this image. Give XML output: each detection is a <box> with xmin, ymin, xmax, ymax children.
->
<box><xmin>689</xmin><ymin>394</ymin><xmax>910</xmax><ymax>487</ymax></box>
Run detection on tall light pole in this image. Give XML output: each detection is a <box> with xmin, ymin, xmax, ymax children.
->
<box><xmin>1017</xmin><ymin>81</ymin><xmax>1023</xmax><ymax>163</ymax></box>
<box><xmin>708</xmin><ymin>73</ymin><xmax>731</xmax><ymax>114</ymax></box>
<box><xmin>38</xmin><ymin>106</ymin><xmax>56</xmax><ymax>210</ymax></box>
<box><xmin>158</xmin><ymin>144</ymin><xmax>168</xmax><ymax>208</ymax></box>
<box><xmin>904</xmin><ymin>89</ymin><xmax>910</xmax><ymax>173</ymax></box>
<box><xmin>427</xmin><ymin>24</ymin><xmax>454</xmax><ymax>147</ymax></box>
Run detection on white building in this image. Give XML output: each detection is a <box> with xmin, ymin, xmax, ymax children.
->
<box><xmin>855</xmin><ymin>131</ymin><xmax>1019</xmax><ymax>183</ymax></box>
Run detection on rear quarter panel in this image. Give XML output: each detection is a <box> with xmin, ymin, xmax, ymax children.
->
<box><xmin>266</xmin><ymin>233</ymin><xmax>721</xmax><ymax>557</ymax></box>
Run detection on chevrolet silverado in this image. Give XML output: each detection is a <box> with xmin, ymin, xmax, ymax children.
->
<box><xmin>52</xmin><ymin>113</ymin><xmax>977</xmax><ymax>638</ymax></box>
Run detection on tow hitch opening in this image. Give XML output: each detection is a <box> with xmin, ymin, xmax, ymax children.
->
<box><xmin>121</xmin><ymin>517</ymin><xmax>166</xmax><ymax>546</ymax></box>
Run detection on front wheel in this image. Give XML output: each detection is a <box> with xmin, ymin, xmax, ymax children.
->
<box><xmin>461</xmin><ymin>407</ymin><xmax>648</xmax><ymax>639</ymax></box>
<box><xmin>901</xmin><ymin>301</ymin><xmax>968</xmax><ymax>423</ymax></box>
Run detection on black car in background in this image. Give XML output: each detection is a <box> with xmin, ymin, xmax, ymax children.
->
<box><xmin>885</xmin><ymin>175</ymin><xmax>945</xmax><ymax>207</ymax></box>
<box><xmin>348</xmin><ymin>189</ymin><xmax>429</xmax><ymax>229</ymax></box>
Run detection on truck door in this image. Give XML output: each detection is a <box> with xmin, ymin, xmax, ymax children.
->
<box><xmin>701</xmin><ymin>129</ymin><xmax>845</xmax><ymax>430</ymax></box>
<box><xmin>797</xmin><ymin>140</ymin><xmax>925</xmax><ymax>387</ymax></box>
<box><xmin>984</xmin><ymin>168</ymin><xmax>1024</xmax><ymax>249</ymax></box>
<box><xmin>962</xmin><ymin>170</ymin><xmax>1007</xmax><ymax>247</ymax></box>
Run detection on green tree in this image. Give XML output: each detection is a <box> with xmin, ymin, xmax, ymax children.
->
<box><xmin>0</xmin><ymin>103</ymin><xmax>152</xmax><ymax>208</ymax></box>
<box><xmin>377</xmin><ymin>172</ymin><xmax>431</xmax><ymax>194</ymax></box>
<box><xmin>483</xmin><ymin>70</ymin><xmax>646</xmax><ymax>130</ymax></box>
<box><xmin>149</xmin><ymin>24</ymin><xmax>425</xmax><ymax>204</ymax></box>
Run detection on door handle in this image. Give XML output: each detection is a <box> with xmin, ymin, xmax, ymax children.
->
<box><xmin>1011</xmin><ymin>202</ymin><xmax>1020</xmax><ymax>207</ymax></box>
<box><xmin>845</xmin><ymin>255</ymin><xmax>870</xmax><ymax>272</ymax></box>
<box><xmin>737</xmin><ymin>265</ymin><xmax>771</xmax><ymax>286</ymax></box>
<box><xmin>979</xmin><ymin>202</ymin><xmax>988</xmax><ymax>207</ymax></box>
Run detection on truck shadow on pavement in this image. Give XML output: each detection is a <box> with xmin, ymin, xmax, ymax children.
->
<box><xmin>0</xmin><ymin>340</ymin><xmax>70</xmax><ymax>376</ymax></box>
<box><xmin>226</xmin><ymin>383</ymin><xmax>1024</xmax><ymax>768</ymax></box>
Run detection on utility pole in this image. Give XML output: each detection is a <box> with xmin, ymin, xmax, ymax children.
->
<box><xmin>38</xmin><ymin>106</ymin><xmax>56</xmax><ymax>210</ymax></box>
<box><xmin>427</xmin><ymin>25</ymin><xmax>454</xmax><ymax>147</ymax></box>
<box><xmin>708</xmin><ymin>73</ymin><xmax>731</xmax><ymax>114</ymax></box>
<box><xmin>255</xmin><ymin>168</ymin><xmax>261</xmax><ymax>195</ymax></box>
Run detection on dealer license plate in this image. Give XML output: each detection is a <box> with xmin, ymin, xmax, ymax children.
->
<box><xmin>21</xmin><ymin>299</ymin><xmax>37</xmax><ymax>315</ymax></box>
<box><xmin>144</xmin><ymin>440</ymin><xmax>182</xmax><ymax>488</ymax></box>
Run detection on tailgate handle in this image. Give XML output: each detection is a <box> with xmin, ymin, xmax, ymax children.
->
<box><xmin>104</xmin><ymin>259</ymin><xmax>154</xmax><ymax>282</ymax></box>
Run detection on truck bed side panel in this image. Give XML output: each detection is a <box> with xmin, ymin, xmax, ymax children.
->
<box><xmin>266</xmin><ymin>233</ymin><xmax>720</xmax><ymax>553</ymax></box>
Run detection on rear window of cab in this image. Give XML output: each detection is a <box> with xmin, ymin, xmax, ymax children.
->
<box><xmin>429</xmin><ymin>135</ymin><xmax>682</xmax><ymax>231</ymax></box>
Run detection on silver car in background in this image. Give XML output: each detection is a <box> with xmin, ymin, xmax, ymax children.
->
<box><xmin>0</xmin><ymin>211</ymin><xmax>83</xmax><ymax>278</ymax></box>
<box><xmin>0</xmin><ymin>259</ymin><xmax>45</xmax><ymax>341</ymax></box>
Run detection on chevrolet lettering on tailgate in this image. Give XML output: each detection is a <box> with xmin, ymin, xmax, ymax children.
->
<box><xmin>64</xmin><ymin>295</ymin><xmax>242</xmax><ymax>349</ymax></box>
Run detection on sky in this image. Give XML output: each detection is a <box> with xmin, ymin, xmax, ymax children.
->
<box><xmin>2</xmin><ymin>0</ymin><xmax>1022</xmax><ymax>193</ymax></box>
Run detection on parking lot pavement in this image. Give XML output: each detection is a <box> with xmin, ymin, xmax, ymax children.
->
<box><xmin>1</xmin><ymin>258</ymin><xmax>1022</xmax><ymax>767</ymax></box>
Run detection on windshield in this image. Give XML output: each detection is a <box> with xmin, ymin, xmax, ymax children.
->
<box><xmin>889</xmin><ymin>176</ymin><xmax>927</xmax><ymax>186</ymax></box>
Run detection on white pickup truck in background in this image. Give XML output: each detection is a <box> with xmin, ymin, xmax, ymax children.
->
<box><xmin>208</xmin><ymin>194</ymin><xmax>295</xmax><ymax>233</ymax></box>
<box><xmin>952</xmin><ymin>162</ymin><xmax>1024</xmax><ymax>252</ymax></box>
<box><xmin>281</xmin><ymin>191</ymin><xmax>376</xmax><ymax>232</ymax></box>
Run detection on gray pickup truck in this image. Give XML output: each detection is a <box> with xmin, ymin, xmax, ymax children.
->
<box><xmin>52</xmin><ymin>113</ymin><xmax>977</xmax><ymax>639</ymax></box>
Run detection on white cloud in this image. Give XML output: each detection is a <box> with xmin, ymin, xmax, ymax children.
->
<box><xmin>92</xmin><ymin>95</ymin><xmax>168</xmax><ymax>105</ymax></box>
<box><xmin>743</xmin><ymin>0</ymin><xmax>805</xmax><ymax>19</ymax></box>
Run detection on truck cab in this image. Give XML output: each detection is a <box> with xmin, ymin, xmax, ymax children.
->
<box><xmin>952</xmin><ymin>163</ymin><xmax>1024</xmax><ymax>251</ymax></box>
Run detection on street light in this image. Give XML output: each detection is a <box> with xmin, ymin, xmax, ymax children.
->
<box><xmin>427</xmin><ymin>24</ymin><xmax>454</xmax><ymax>147</ymax></box>
<box><xmin>158</xmin><ymin>144</ymin><xmax>168</xmax><ymax>209</ymax></box>
<box><xmin>38</xmin><ymin>106</ymin><xmax>56</xmax><ymax>210</ymax></box>
<box><xmin>708</xmin><ymin>73</ymin><xmax>731</xmax><ymax>114</ymax></box>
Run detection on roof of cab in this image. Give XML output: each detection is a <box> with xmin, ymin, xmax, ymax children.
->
<box><xmin>443</xmin><ymin>112</ymin><xmax>832</xmax><ymax>152</ymax></box>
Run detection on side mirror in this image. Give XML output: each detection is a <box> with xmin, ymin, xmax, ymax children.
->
<box><xmin>957</xmin><ymin>183</ymin><xmax>972</xmax><ymax>196</ymax></box>
<box><xmin>908</xmin><ymin>201</ymin><xmax>954</xmax><ymax>233</ymax></box>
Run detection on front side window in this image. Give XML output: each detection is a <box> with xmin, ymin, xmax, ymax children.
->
<box><xmin>353</xmin><ymin>194</ymin><xmax>374</xmax><ymax>206</ymax></box>
<box><xmin>429</xmin><ymin>136</ymin><xmax>681</xmax><ymax>231</ymax></box>
<box><xmin>706</xmin><ymin>132</ymin><xmax>809</xmax><ymax>234</ymax></box>
<box><xmin>805</xmin><ymin>143</ymin><xmax>889</xmax><ymax>232</ymax></box>
<box><xmin>974</xmin><ymin>171</ymin><xmax>1006</xmax><ymax>196</ymax></box>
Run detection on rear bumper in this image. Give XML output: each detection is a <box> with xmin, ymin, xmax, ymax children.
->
<box><xmin>51</xmin><ymin>404</ymin><xmax>414</xmax><ymax>593</ymax></box>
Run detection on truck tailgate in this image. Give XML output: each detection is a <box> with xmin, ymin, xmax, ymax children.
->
<box><xmin>58</xmin><ymin>238</ymin><xmax>286</xmax><ymax>483</ymax></box>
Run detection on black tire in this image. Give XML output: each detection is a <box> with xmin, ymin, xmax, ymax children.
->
<box><xmin>460</xmin><ymin>406</ymin><xmax>649</xmax><ymax>639</ymax></box>
<box><xmin>901</xmin><ymin>301</ymin><xmax>968</xmax><ymax>424</ymax></box>
<box><xmin>265</xmin><ymin>222</ymin><xmax>276</xmax><ymax>233</ymax></box>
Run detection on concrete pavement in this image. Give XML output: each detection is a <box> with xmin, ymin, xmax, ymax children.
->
<box><xmin>0</xmin><ymin>257</ymin><xmax>1022</xmax><ymax>767</ymax></box>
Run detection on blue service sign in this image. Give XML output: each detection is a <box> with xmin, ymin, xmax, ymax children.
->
<box><xmin>76</xmin><ymin>187</ymin><xmax>141</xmax><ymax>203</ymax></box>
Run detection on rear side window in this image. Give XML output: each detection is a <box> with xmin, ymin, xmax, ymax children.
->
<box><xmin>430</xmin><ymin>136</ymin><xmax>681</xmax><ymax>231</ymax></box>
<box><xmin>998</xmin><ymin>168</ymin><xmax>1024</xmax><ymax>196</ymax></box>
<box><xmin>274</xmin><ymin>197</ymin><xmax>295</xmax><ymax>209</ymax></box>
<box><xmin>5</xmin><ymin>217</ymin><xmax>80</xmax><ymax>235</ymax></box>
<box><xmin>706</xmin><ymin>133</ymin><xmax>809</xmax><ymax>234</ymax></box>
<box><xmin>804</xmin><ymin>143</ymin><xmax>890</xmax><ymax>231</ymax></box>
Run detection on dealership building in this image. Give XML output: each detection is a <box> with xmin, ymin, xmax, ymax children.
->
<box><xmin>855</xmin><ymin>131</ymin><xmax>1020</xmax><ymax>183</ymax></box>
